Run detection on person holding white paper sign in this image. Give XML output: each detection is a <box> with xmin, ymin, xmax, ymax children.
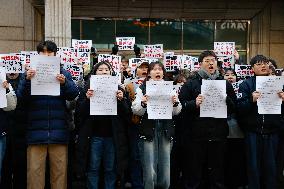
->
<box><xmin>75</xmin><ymin>61</ymin><xmax>130</xmax><ymax>189</ymax></box>
<box><xmin>124</xmin><ymin>60</ymin><xmax>149</xmax><ymax>189</ymax></box>
<box><xmin>237</xmin><ymin>55</ymin><xmax>284</xmax><ymax>189</ymax></box>
<box><xmin>179</xmin><ymin>50</ymin><xmax>236</xmax><ymax>189</ymax></box>
<box><xmin>0</xmin><ymin>74</ymin><xmax>17</xmax><ymax>184</ymax></box>
<box><xmin>222</xmin><ymin>68</ymin><xmax>247</xmax><ymax>189</ymax></box>
<box><xmin>132</xmin><ymin>62</ymin><xmax>181</xmax><ymax>189</ymax></box>
<box><xmin>1</xmin><ymin>72</ymin><xmax>27</xmax><ymax>189</ymax></box>
<box><xmin>16</xmin><ymin>41</ymin><xmax>79</xmax><ymax>189</ymax></box>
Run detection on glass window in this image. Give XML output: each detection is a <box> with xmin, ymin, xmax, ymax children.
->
<box><xmin>72</xmin><ymin>18</ymin><xmax>249</xmax><ymax>57</ymax></box>
<box><xmin>116</xmin><ymin>19</ymin><xmax>148</xmax><ymax>46</ymax></box>
<box><xmin>150</xmin><ymin>19</ymin><xmax>182</xmax><ymax>50</ymax></box>
<box><xmin>82</xmin><ymin>19</ymin><xmax>115</xmax><ymax>49</ymax></box>
<box><xmin>215</xmin><ymin>20</ymin><xmax>248</xmax><ymax>50</ymax></box>
<box><xmin>237</xmin><ymin>50</ymin><xmax>247</xmax><ymax>64</ymax></box>
<box><xmin>183</xmin><ymin>21</ymin><xmax>214</xmax><ymax>50</ymax></box>
<box><xmin>71</xmin><ymin>19</ymin><xmax>80</xmax><ymax>40</ymax></box>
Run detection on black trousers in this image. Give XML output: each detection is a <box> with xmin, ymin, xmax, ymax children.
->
<box><xmin>184</xmin><ymin>140</ymin><xmax>226</xmax><ymax>189</ymax></box>
<box><xmin>224</xmin><ymin>139</ymin><xmax>247</xmax><ymax>189</ymax></box>
<box><xmin>1</xmin><ymin>134</ymin><xmax>27</xmax><ymax>189</ymax></box>
<box><xmin>277</xmin><ymin>134</ymin><xmax>284</xmax><ymax>189</ymax></box>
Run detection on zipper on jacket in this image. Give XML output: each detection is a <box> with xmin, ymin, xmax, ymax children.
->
<box><xmin>261</xmin><ymin>114</ymin><xmax>264</xmax><ymax>134</ymax></box>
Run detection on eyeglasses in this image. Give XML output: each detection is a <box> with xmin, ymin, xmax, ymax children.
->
<box><xmin>254</xmin><ymin>62</ymin><xmax>268</xmax><ymax>66</ymax></box>
<box><xmin>203</xmin><ymin>58</ymin><xmax>216</xmax><ymax>64</ymax></box>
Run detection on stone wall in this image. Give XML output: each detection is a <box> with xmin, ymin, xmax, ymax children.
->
<box><xmin>0</xmin><ymin>0</ymin><xmax>43</xmax><ymax>53</ymax></box>
<box><xmin>270</xmin><ymin>1</ymin><xmax>284</xmax><ymax>68</ymax></box>
<box><xmin>250</xmin><ymin>1</ymin><xmax>284</xmax><ymax>67</ymax></box>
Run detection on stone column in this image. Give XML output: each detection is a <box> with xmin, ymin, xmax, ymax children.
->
<box><xmin>45</xmin><ymin>0</ymin><xmax>71</xmax><ymax>47</ymax></box>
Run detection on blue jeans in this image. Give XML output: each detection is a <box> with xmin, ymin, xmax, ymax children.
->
<box><xmin>139</xmin><ymin>120</ymin><xmax>172</xmax><ymax>189</ymax></box>
<box><xmin>0</xmin><ymin>136</ymin><xmax>6</xmax><ymax>183</ymax></box>
<box><xmin>87</xmin><ymin>137</ymin><xmax>116</xmax><ymax>189</ymax></box>
<box><xmin>245</xmin><ymin>132</ymin><xmax>278</xmax><ymax>189</ymax></box>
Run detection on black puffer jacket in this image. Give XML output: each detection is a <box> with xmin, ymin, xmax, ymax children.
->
<box><xmin>74</xmin><ymin>85</ymin><xmax>131</xmax><ymax>178</ymax></box>
<box><xmin>237</xmin><ymin>76</ymin><xmax>284</xmax><ymax>134</ymax></box>
<box><xmin>179</xmin><ymin>74</ymin><xmax>237</xmax><ymax>141</ymax></box>
<box><xmin>7</xmin><ymin>75</ymin><xmax>28</xmax><ymax>137</ymax></box>
<box><xmin>0</xmin><ymin>84</ymin><xmax>17</xmax><ymax>136</ymax></box>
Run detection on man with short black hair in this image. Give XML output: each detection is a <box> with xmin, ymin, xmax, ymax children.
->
<box><xmin>238</xmin><ymin>54</ymin><xmax>284</xmax><ymax>189</ymax></box>
<box><xmin>36</xmin><ymin>40</ymin><xmax>58</xmax><ymax>56</ymax></box>
<box><xmin>17</xmin><ymin>40</ymin><xmax>79</xmax><ymax>189</ymax></box>
<box><xmin>179</xmin><ymin>50</ymin><xmax>237</xmax><ymax>189</ymax></box>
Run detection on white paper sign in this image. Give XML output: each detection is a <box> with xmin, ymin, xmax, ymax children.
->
<box><xmin>214</xmin><ymin>42</ymin><xmax>235</xmax><ymax>56</ymax></box>
<box><xmin>116</xmin><ymin>37</ymin><xmax>135</xmax><ymax>50</ymax></box>
<box><xmin>200</xmin><ymin>80</ymin><xmax>227</xmax><ymax>118</ymax></box>
<box><xmin>163</xmin><ymin>55</ymin><xmax>182</xmax><ymax>72</ymax></box>
<box><xmin>90</xmin><ymin>75</ymin><xmax>118</xmax><ymax>115</ymax></box>
<box><xmin>30</xmin><ymin>55</ymin><xmax>60</xmax><ymax>96</ymax></box>
<box><xmin>235</xmin><ymin>64</ymin><xmax>254</xmax><ymax>80</ymax></box>
<box><xmin>147</xmin><ymin>58</ymin><xmax>159</xmax><ymax>64</ymax></box>
<box><xmin>57</xmin><ymin>47</ymin><xmax>78</xmax><ymax>64</ymax></box>
<box><xmin>191</xmin><ymin>57</ymin><xmax>200</xmax><ymax>71</ymax></box>
<box><xmin>71</xmin><ymin>40</ymin><xmax>92</xmax><ymax>65</ymax></box>
<box><xmin>72</xmin><ymin>39</ymin><xmax>92</xmax><ymax>49</ymax></box>
<box><xmin>63</xmin><ymin>63</ymin><xmax>83</xmax><ymax>81</ymax></box>
<box><xmin>256</xmin><ymin>76</ymin><xmax>284</xmax><ymax>114</ymax></box>
<box><xmin>98</xmin><ymin>54</ymin><xmax>121</xmax><ymax>74</ymax></box>
<box><xmin>146</xmin><ymin>81</ymin><xmax>173</xmax><ymax>119</ymax></box>
<box><xmin>0</xmin><ymin>67</ymin><xmax>7</xmax><ymax>108</ymax></box>
<box><xmin>214</xmin><ymin>42</ymin><xmax>235</xmax><ymax>69</ymax></box>
<box><xmin>143</xmin><ymin>44</ymin><xmax>163</xmax><ymax>59</ymax></box>
<box><xmin>181</xmin><ymin>55</ymin><xmax>192</xmax><ymax>70</ymax></box>
<box><xmin>0</xmin><ymin>54</ymin><xmax>25</xmax><ymax>73</ymax></box>
<box><xmin>217</xmin><ymin>56</ymin><xmax>234</xmax><ymax>69</ymax></box>
<box><xmin>232</xmin><ymin>80</ymin><xmax>243</xmax><ymax>99</ymax></box>
<box><xmin>21</xmin><ymin>51</ymin><xmax>39</xmax><ymax>65</ymax></box>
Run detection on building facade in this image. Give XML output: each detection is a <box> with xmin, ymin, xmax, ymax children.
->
<box><xmin>0</xmin><ymin>0</ymin><xmax>284</xmax><ymax>66</ymax></box>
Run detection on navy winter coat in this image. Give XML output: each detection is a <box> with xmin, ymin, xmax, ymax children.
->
<box><xmin>237</xmin><ymin>76</ymin><xmax>284</xmax><ymax>134</ymax></box>
<box><xmin>16</xmin><ymin>69</ymin><xmax>79</xmax><ymax>144</ymax></box>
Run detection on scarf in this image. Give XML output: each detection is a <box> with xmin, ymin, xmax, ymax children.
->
<box><xmin>197</xmin><ymin>68</ymin><xmax>220</xmax><ymax>80</ymax></box>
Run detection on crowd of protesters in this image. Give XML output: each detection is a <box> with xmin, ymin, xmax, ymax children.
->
<box><xmin>0</xmin><ymin>40</ymin><xmax>284</xmax><ymax>189</ymax></box>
